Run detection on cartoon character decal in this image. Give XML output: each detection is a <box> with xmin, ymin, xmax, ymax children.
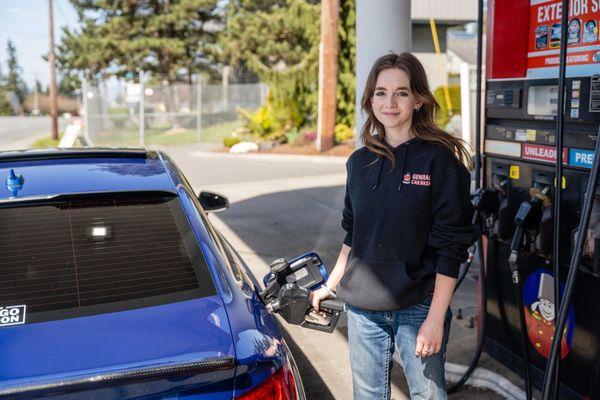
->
<box><xmin>583</xmin><ymin>20</ymin><xmax>598</xmax><ymax>43</ymax></box>
<box><xmin>568</xmin><ymin>19</ymin><xmax>581</xmax><ymax>45</ymax></box>
<box><xmin>522</xmin><ymin>269</ymin><xmax>575</xmax><ymax>359</ymax></box>
<box><xmin>535</xmin><ymin>25</ymin><xmax>549</xmax><ymax>49</ymax></box>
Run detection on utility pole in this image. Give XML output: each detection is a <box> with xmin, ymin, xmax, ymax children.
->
<box><xmin>48</xmin><ymin>0</ymin><xmax>58</xmax><ymax>140</ymax></box>
<box><xmin>316</xmin><ymin>0</ymin><xmax>339</xmax><ymax>152</ymax></box>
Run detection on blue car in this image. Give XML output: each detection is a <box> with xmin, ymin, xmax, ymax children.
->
<box><xmin>0</xmin><ymin>149</ymin><xmax>305</xmax><ymax>399</ymax></box>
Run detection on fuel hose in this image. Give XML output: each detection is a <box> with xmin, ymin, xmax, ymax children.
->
<box><xmin>541</xmin><ymin>127</ymin><xmax>600</xmax><ymax>400</ymax></box>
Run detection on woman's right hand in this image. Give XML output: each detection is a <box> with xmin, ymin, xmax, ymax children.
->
<box><xmin>310</xmin><ymin>286</ymin><xmax>333</xmax><ymax>312</ymax></box>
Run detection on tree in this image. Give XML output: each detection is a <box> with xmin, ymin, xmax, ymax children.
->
<box><xmin>56</xmin><ymin>0</ymin><xmax>221</xmax><ymax>83</ymax></box>
<box><xmin>35</xmin><ymin>80</ymin><xmax>44</xmax><ymax>95</ymax></box>
<box><xmin>336</xmin><ymin>0</ymin><xmax>355</xmax><ymax>127</ymax></box>
<box><xmin>5</xmin><ymin>40</ymin><xmax>27</xmax><ymax>108</ymax></box>
<box><xmin>0</xmin><ymin>60</ymin><xmax>13</xmax><ymax>115</ymax></box>
<box><xmin>58</xmin><ymin>73</ymin><xmax>80</xmax><ymax>97</ymax></box>
<box><xmin>220</xmin><ymin>0</ymin><xmax>321</xmax><ymax>129</ymax></box>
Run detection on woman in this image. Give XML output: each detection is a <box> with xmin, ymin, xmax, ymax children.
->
<box><xmin>311</xmin><ymin>53</ymin><xmax>478</xmax><ymax>399</ymax></box>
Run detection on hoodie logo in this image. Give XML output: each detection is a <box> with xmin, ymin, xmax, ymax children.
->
<box><xmin>403</xmin><ymin>172</ymin><xmax>431</xmax><ymax>187</ymax></box>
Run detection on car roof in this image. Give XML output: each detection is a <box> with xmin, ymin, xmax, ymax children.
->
<box><xmin>0</xmin><ymin>148</ymin><xmax>176</xmax><ymax>200</ymax></box>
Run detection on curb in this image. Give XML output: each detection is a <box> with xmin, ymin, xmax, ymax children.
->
<box><xmin>0</xmin><ymin>132</ymin><xmax>49</xmax><ymax>152</ymax></box>
<box><xmin>392</xmin><ymin>354</ymin><xmax>526</xmax><ymax>399</ymax></box>
<box><xmin>190</xmin><ymin>150</ymin><xmax>348</xmax><ymax>164</ymax></box>
<box><xmin>445</xmin><ymin>362</ymin><xmax>527</xmax><ymax>400</ymax></box>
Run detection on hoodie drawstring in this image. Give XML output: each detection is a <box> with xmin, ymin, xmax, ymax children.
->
<box><xmin>397</xmin><ymin>144</ymin><xmax>410</xmax><ymax>191</ymax></box>
<box><xmin>371</xmin><ymin>156</ymin><xmax>384</xmax><ymax>191</ymax></box>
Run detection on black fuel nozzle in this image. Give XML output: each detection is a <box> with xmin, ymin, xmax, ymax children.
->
<box><xmin>509</xmin><ymin>185</ymin><xmax>552</xmax><ymax>282</ymax></box>
<box><xmin>258</xmin><ymin>258</ymin><xmax>291</xmax><ymax>306</ymax></box>
<box><xmin>485</xmin><ymin>173</ymin><xmax>513</xmax><ymax>239</ymax></box>
<box><xmin>472</xmin><ymin>187</ymin><xmax>501</xmax><ymax>214</ymax></box>
<box><xmin>471</xmin><ymin>185</ymin><xmax>504</xmax><ymax>238</ymax></box>
<box><xmin>513</xmin><ymin>185</ymin><xmax>551</xmax><ymax>231</ymax></box>
<box><xmin>258</xmin><ymin>253</ymin><xmax>345</xmax><ymax>333</ymax></box>
<box><xmin>259</xmin><ymin>254</ymin><xmax>329</xmax><ymax>306</ymax></box>
<box><xmin>265</xmin><ymin>284</ymin><xmax>344</xmax><ymax>333</ymax></box>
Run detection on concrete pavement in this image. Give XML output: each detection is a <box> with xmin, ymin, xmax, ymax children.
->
<box><xmin>158</xmin><ymin>144</ymin><xmax>531</xmax><ymax>400</ymax></box>
<box><xmin>0</xmin><ymin>116</ymin><xmax>67</xmax><ymax>148</ymax></box>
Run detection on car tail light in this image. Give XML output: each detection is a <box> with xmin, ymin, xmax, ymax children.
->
<box><xmin>236</xmin><ymin>366</ymin><xmax>297</xmax><ymax>400</ymax></box>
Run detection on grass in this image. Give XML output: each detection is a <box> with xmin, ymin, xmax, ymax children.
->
<box><xmin>91</xmin><ymin>120</ymin><xmax>244</xmax><ymax>147</ymax></box>
<box><xmin>31</xmin><ymin>136</ymin><xmax>60</xmax><ymax>149</ymax></box>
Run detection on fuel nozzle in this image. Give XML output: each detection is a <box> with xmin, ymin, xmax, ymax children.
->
<box><xmin>264</xmin><ymin>284</ymin><xmax>344</xmax><ymax>332</ymax></box>
<box><xmin>258</xmin><ymin>253</ymin><xmax>345</xmax><ymax>333</ymax></box>
<box><xmin>472</xmin><ymin>186</ymin><xmax>501</xmax><ymax>214</ymax></box>
<box><xmin>487</xmin><ymin>173</ymin><xmax>513</xmax><ymax>239</ymax></box>
<box><xmin>473</xmin><ymin>176</ymin><xmax>505</xmax><ymax>237</ymax></box>
<box><xmin>509</xmin><ymin>185</ymin><xmax>552</xmax><ymax>282</ymax></box>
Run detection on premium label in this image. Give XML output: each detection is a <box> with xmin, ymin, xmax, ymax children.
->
<box><xmin>569</xmin><ymin>148</ymin><xmax>595</xmax><ymax>167</ymax></box>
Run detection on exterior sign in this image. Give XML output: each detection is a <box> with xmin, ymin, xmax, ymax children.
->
<box><xmin>522</xmin><ymin>143</ymin><xmax>569</xmax><ymax>163</ymax></box>
<box><xmin>569</xmin><ymin>147</ymin><xmax>596</xmax><ymax>167</ymax></box>
<box><xmin>528</xmin><ymin>0</ymin><xmax>600</xmax><ymax>78</ymax></box>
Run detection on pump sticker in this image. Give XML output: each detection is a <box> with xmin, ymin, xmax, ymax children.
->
<box><xmin>0</xmin><ymin>305</ymin><xmax>26</xmax><ymax>327</ymax></box>
<box><xmin>536</xmin><ymin>25</ymin><xmax>549</xmax><ymax>49</ymax></box>
<box><xmin>526</xmin><ymin>129</ymin><xmax>537</xmax><ymax>141</ymax></box>
<box><xmin>523</xmin><ymin>270</ymin><xmax>575</xmax><ymax>359</ymax></box>
<box><xmin>522</xmin><ymin>143</ymin><xmax>569</xmax><ymax>163</ymax></box>
<box><xmin>568</xmin><ymin>18</ymin><xmax>582</xmax><ymax>44</ymax></box>
<box><xmin>527</xmin><ymin>0</ymin><xmax>600</xmax><ymax>77</ymax></box>
<box><xmin>509</xmin><ymin>165</ymin><xmax>520</xmax><ymax>180</ymax></box>
<box><xmin>569</xmin><ymin>148</ymin><xmax>595</xmax><ymax>168</ymax></box>
<box><xmin>583</xmin><ymin>20</ymin><xmax>598</xmax><ymax>43</ymax></box>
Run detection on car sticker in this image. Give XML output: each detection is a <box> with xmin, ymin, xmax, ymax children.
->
<box><xmin>0</xmin><ymin>305</ymin><xmax>26</xmax><ymax>327</ymax></box>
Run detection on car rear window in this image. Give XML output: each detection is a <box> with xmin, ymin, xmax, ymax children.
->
<box><xmin>0</xmin><ymin>193</ymin><xmax>216</xmax><ymax>324</ymax></box>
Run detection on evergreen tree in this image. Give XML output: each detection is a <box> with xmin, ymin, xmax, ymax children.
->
<box><xmin>220</xmin><ymin>0</ymin><xmax>321</xmax><ymax>128</ymax></box>
<box><xmin>337</xmin><ymin>0</ymin><xmax>355</xmax><ymax>127</ymax></box>
<box><xmin>58</xmin><ymin>73</ymin><xmax>80</xmax><ymax>97</ymax></box>
<box><xmin>5</xmin><ymin>40</ymin><xmax>27</xmax><ymax>107</ymax></box>
<box><xmin>35</xmin><ymin>79</ymin><xmax>44</xmax><ymax>95</ymax></box>
<box><xmin>0</xmin><ymin>60</ymin><xmax>13</xmax><ymax>115</ymax></box>
<box><xmin>57</xmin><ymin>0</ymin><xmax>221</xmax><ymax>83</ymax></box>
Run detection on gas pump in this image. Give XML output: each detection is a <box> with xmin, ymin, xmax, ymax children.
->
<box><xmin>483</xmin><ymin>0</ymin><xmax>600</xmax><ymax>398</ymax></box>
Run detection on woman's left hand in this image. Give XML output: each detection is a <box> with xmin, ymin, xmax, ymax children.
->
<box><xmin>415</xmin><ymin>316</ymin><xmax>445</xmax><ymax>357</ymax></box>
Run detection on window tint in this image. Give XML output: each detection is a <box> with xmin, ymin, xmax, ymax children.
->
<box><xmin>0</xmin><ymin>193</ymin><xmax>216</xmax><ymax>324</ymax></box>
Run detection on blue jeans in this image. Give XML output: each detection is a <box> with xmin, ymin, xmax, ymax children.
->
<box><xmin>347</xmin><ymin>297</ymin><xmax>452</xmax><ymax>400</ymax></box>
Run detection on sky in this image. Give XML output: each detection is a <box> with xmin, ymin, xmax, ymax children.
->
<box><xmin>0</xmin><ymin>0</ymin><xmax>79</xmax><ymax>88</ymax></box>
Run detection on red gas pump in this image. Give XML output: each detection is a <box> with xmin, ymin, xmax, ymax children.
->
<box><xmin>483</xmin><ymin>1</ymin><xmax>600</xmax><ymax>398</ymax></box>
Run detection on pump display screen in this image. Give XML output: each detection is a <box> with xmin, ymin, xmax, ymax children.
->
<box><xmin>527</xmin><ymin>85</ymin><xmax>559</xmax><ymax>115</ymax></box>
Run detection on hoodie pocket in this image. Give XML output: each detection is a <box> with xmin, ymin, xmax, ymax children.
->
<box><xmin>336</xmin><ymin>257</ymin><xmax>430</xmax><ymax>311</ymax></box>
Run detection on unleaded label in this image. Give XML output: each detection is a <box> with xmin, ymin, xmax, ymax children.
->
<box><xmin>522</xmin><ymin>143</ymin><xmax>569</xmax><ymax>164</ymax></box>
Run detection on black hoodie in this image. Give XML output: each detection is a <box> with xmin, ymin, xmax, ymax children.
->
<box><xmin>336</xmin><ymin>137</ymin><xmax>479</xmax><ymax>311</ymax></box>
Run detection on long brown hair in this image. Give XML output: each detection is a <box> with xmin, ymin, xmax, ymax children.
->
<box><xmin>360</xmin><ymin>52</ymin><xmax>471</xmax><ymax>169</ymax></box>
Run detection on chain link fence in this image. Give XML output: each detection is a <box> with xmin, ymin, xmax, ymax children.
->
<box><xmin>83</xmin><ymin>74</ymin><xmax>267</xmax><ymax>147</ymax></box>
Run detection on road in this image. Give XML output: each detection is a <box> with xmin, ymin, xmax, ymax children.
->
<box><xmin>156</xmin><ymin>144</ymin><xmax>529</xmax><ymax>400</ymax></box>
<box><xmin>0</xmin><ymin>116</ymin><xmax>67</xmax><ymax>144</ymax></box>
